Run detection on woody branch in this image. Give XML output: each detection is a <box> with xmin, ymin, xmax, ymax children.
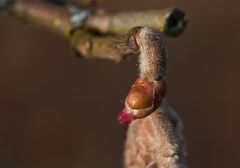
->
<box><xmin>1</xmin><ymin>0</ymin><xmax>187</xmax><ymax>62</ymax></box>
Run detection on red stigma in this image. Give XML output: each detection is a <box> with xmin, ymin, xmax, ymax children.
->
<box><xmin>117</xmin><ymin>110</ymin><xmax>133</xmax><ymax>125</ymax></box>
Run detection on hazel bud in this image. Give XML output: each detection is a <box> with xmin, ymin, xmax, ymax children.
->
<box><xmin>126</xmin><ymin>78</ymin><xmax>154</xmax><ymax>109</ymax></box>
<box><xmin>118</xmin><ymin>77</ymin><xmax>167</xmax><ymax>125</ymax></box>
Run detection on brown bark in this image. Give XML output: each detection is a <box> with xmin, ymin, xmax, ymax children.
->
<box><xmin>3</xmin><ymin>0</ymin><xmax>187</xmax><ymax>62</ymax></box>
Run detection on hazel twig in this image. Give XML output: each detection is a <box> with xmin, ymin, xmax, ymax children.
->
<box><xmin>87</xmin><ymin>8</ymin><xmax>187</xmax><ymax>37</ymax></box>
<box><xmin>1</xmin><ymin>0</ymin><xmax>187</xmax><ymax>62</ymax></box>
<box><xmin>118</xmin><ymin>27</ymin><xmax>186</xmax><ymax>168</ymax></box>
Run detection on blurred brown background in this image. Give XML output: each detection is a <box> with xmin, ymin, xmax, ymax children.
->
<box><xmin>0</xmin><ymin>0</ymin><xmax>239</xmax><ymax>168</ymax></box>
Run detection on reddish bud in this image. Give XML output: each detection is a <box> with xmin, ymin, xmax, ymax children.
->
<box><xmin>119</xmin><ymin>77</ymin><xmax>167</xmax><ymax>123</ymax></box>
<box><xmin>126</xmin><ymin>84</ymin><xmax>153</xmax><ymax>109</ymax></box>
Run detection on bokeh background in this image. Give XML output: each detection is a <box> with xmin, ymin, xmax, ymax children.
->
<box><xmin>0</xmin><ymin>0</ymin><xmax>239</xmax><ymax>167</ymax></box>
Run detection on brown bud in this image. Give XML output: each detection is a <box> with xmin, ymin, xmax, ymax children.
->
<box><xmin>125</xmin><ymin>77</ymin><xmax>167</xmax><ymax>119</ymax></box>
<box><xmin>126</xmin><ymin>78</ymin><xmax>154</xmax><ymax>109</ymax></box>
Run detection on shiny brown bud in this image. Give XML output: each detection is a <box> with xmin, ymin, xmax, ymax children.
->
<box><xmin>124</xmin><ymin>77</ymin><xmax>167</xmax><ymax>120</ymax></box>
<box><xmin>126</xmin><ymin>78</ymin><xmax>154</xmax><ymax>109</ymax></box>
